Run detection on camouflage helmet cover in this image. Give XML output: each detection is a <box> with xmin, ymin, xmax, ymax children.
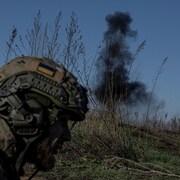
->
<box><xmin>0</xmin><ymin>56</ymin><xmax>88</xmax><ymax>121</ymax></box>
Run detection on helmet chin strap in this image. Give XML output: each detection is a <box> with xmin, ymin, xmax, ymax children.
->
<box><xmin>16</xmin><ymin>135</ymin><xmax>41</xmax><ymax>176</ymax></box>
<box><xmin>48</xmin><ymin>106</ymin><xmax>61</xmax><ymax>125</ymax></box>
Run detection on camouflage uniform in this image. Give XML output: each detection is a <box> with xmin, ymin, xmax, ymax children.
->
<box><xmin>0</xmin><ymin>56</ymin><xmax>88</xmax><ymax>179</ymax></box>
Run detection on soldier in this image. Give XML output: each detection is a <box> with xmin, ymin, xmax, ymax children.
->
<box><xmin>0</xmin><ymin>56</ymin><xmax>88</xmax><ymax>179</ymax></box>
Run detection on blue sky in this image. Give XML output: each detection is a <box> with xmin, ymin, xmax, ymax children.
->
<box><xmin>0</xmin><ymin>0</ymin><xmax>180</xmax><ymax>118</ymax></box>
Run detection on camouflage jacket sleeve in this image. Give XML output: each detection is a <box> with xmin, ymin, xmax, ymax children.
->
<box><xmin>0</xmin><ymin>118</ymin><xmax>16</xmax><ymax>158</ymax></box>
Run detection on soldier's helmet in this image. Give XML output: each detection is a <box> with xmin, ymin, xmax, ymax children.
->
<box><xmin>0</xmin><ymin>56</ymin><xmax>88</xmax><ymax>137</ymax></box>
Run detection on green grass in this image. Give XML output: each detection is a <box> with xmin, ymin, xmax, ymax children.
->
<box><xmin>44</xmin><ymin>157</ymin><xmax>141</xmax><ymax>180</ymax></box>
<box><xmin>43</xmin><ymin>152</ymin><xmax>180</xmax><ymax>180</ymax></box>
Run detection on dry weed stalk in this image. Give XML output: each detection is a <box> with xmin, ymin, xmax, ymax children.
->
<box><xmin>146</xmin><ymin>57</ymin><xmax>167</xmax><ymax>122</ymax></box>
<box><xmin>104</xmin><ymin>156</ymin><xmax>180</xmax><ymax>178</ymax></box>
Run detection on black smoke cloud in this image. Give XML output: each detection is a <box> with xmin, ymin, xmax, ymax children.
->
<box><xmin>95</xmin><ymin>12</ymin><xmax>149</xmax><ymax>106</ymax></box>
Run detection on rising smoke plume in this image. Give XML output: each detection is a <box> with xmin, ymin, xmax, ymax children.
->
<box><xmin>95</xmin><ymin>12</ymin><xmax>149</xmax><ymax>106</ymax></box>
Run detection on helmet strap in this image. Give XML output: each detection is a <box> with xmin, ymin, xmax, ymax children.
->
<box><xmin>48</xmin><ymin>106</ymin><xmax>60</xmax><ymax>125</ymax></box>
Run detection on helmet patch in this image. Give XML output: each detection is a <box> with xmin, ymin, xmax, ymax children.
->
<box><xmin>37</xmin><ymin>62</ymin><xmax>56</xmax><ymax>77</ymax></box>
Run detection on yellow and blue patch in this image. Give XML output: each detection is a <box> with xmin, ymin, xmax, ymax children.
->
<box><xmin>37</xmin><ymin>63</ymin><xmax>56</xmax><ymax>77</ymax></box>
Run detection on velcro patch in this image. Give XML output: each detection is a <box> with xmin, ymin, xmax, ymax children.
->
<box><xmin>37</xmin><ymin>63</ymin><xmax>56</xmax><ymax>76</ymax></box>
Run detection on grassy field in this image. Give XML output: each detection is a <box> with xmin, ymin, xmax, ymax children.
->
<box><xmin>22</xmin><ymin>111</ymin><xmax>180</xmax><ymax>180</ymax></box>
